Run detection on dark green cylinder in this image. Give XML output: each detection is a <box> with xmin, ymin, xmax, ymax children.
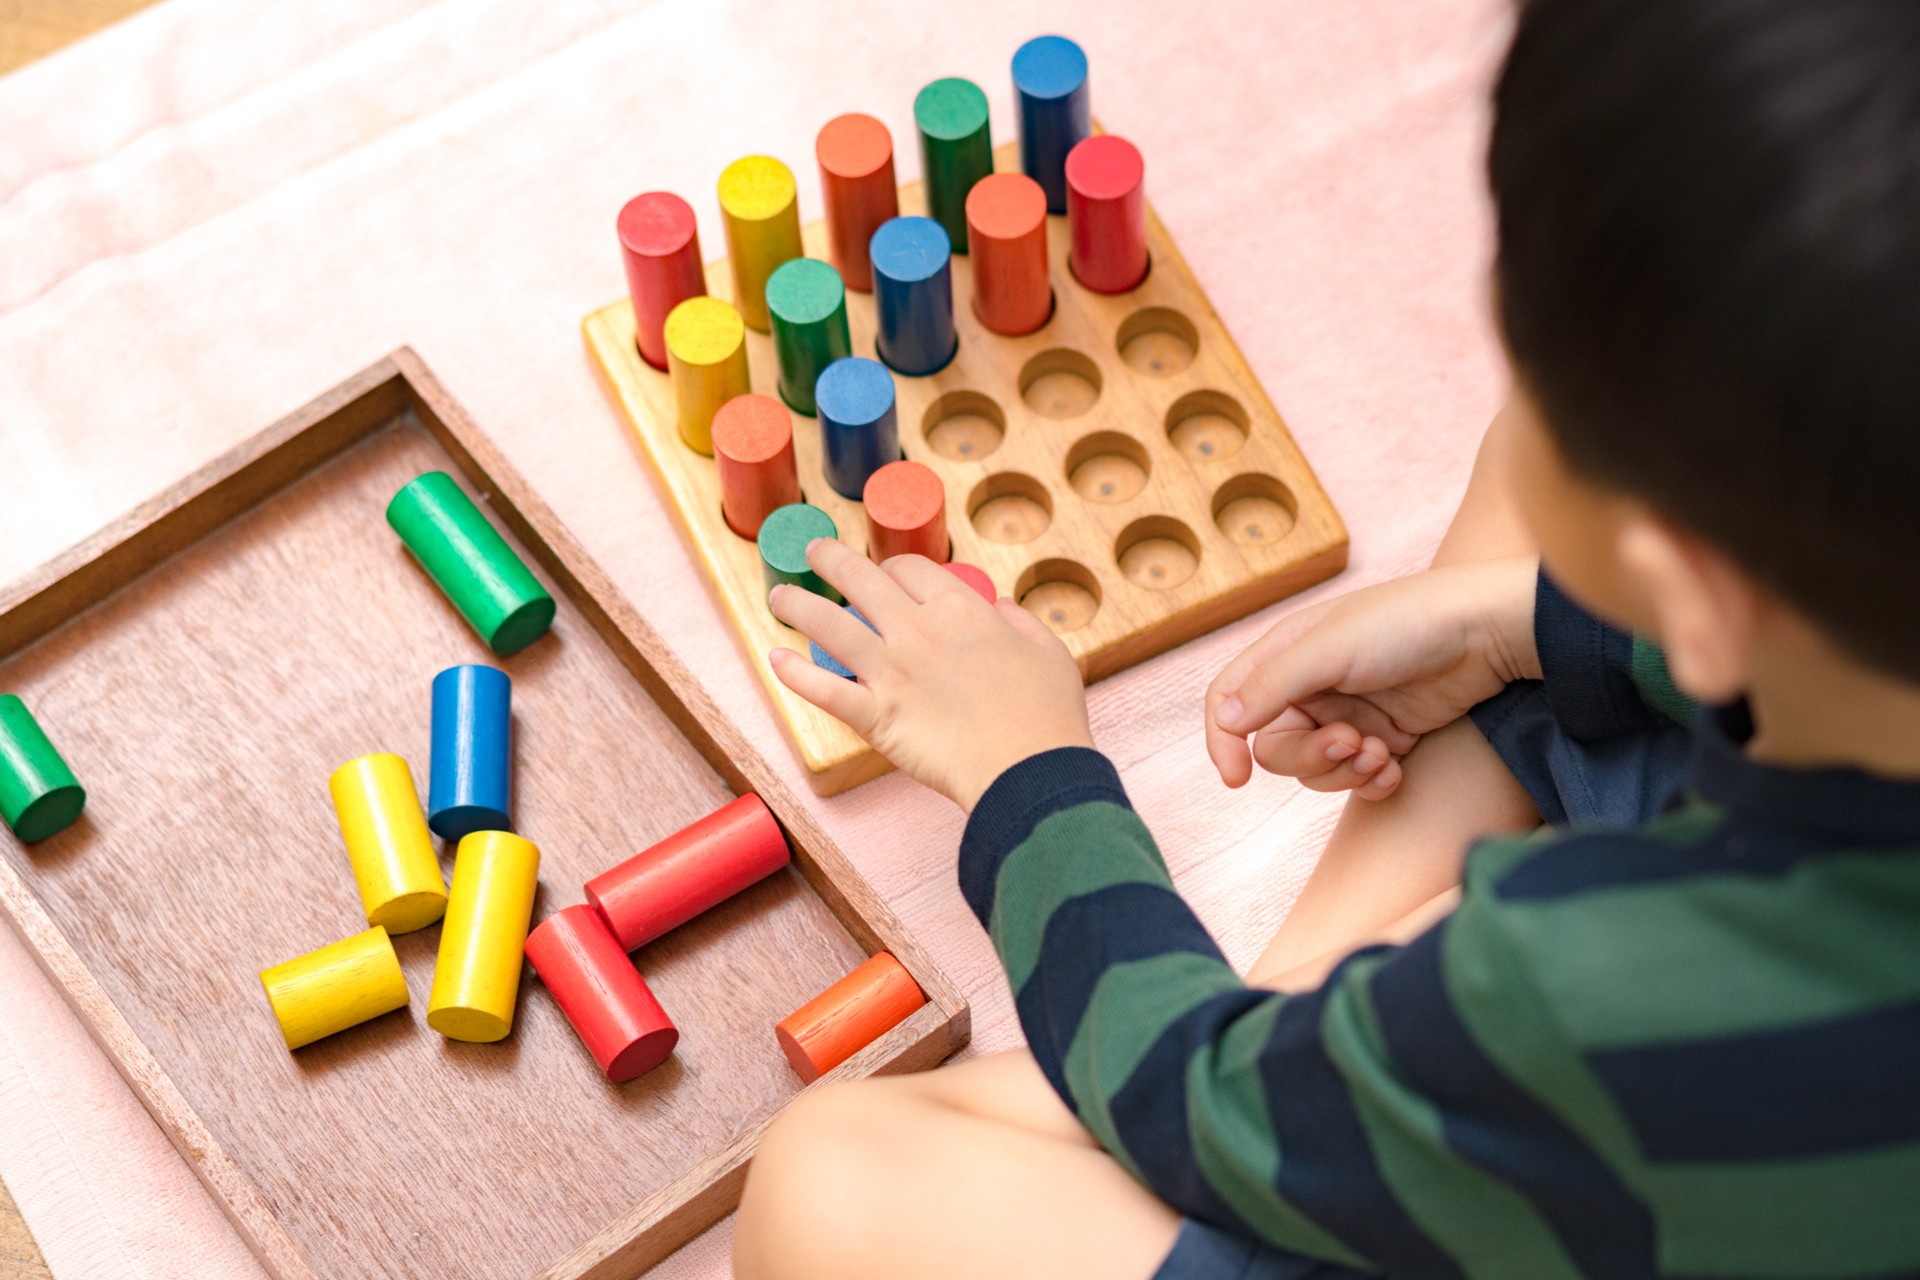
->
<box><xmin>914</xmin><ymin>77</ymin><xmax>993</xmax><ymax>255</ymax></box>
<box><xmin>767</xmin><ymin>258</ymin><xmax>852</xmax><ymax>416</ymax></box>
<box><xmin>0</xmin><ymin>695</ymin><xmax>85</xmax><ymax>842</ymax></box>
<box><xmin>758</xmin><ymin>503</ymin><xmax>844</xmax><ymax>608</ymax></box>
<box><xmin>386</xmin><ymin>472</ymin><xmax>556</xmax><ymax>656</ymax></box>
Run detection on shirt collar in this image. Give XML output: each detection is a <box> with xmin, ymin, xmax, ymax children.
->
<box><xmin>1690</xmin><ymin>701</ymin><xmax>1920</xmax><ymax>846</ymax></box>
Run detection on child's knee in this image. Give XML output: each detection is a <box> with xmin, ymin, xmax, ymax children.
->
<box><xmin>735</xmin><ymin>1081</ymin><xmax>906</xmax><ymax>1279</ymax></box>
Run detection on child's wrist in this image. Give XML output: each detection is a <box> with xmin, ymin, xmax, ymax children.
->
<box><xmin>1477</xmin><ymin>556</ymin><xmax>1544</xmax><ymax>683</ymax></box>
<box><xmin>958</xmin><ymin>730</ymin><xmax>1098</xmax><ymax>812</ymax></box>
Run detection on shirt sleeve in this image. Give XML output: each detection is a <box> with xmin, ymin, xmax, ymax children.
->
<box><xmin>1535</xmin><ymin>571</ymin><xmax>1694</xmax><ymax>736</ymax></box>
<box><xmin>959</xmin><ymin>748</ymin><xmax>1595</xmax><ymax>1275</ymax></box>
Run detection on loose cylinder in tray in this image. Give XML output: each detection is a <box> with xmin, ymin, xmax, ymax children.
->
<box><xmin>776</xmin><ymin>951</ymin><xmax>927</xmax><ymax>1083</ymax></box>
<box><xmin>386</xmin><ymin>471</ymin><xmax>556</xmax><ymax>657</ymax></box>
<box><xmin>526</xmin><ymin>904</ymin><xmax>678</xmax><ymax>1082</ymax></box>
<box><xmin>966</xmin><ymin>172</ymin><xmax>1052</xmax><ymax>336</ymax></box>
<box><xmin>428</xmin><ymin>663</ymin><xmax>511</xmax><ymax>842</ymax></box>
<box><xmin>618</xmin><ymin>190</ymin><xmax>706</xmax><ymax>370</ymax></box>
<box><xmin>429</xmin><ymin>830</ymin><xmax>540</xmax><ymax>1043</ymax></box>
<box><xmin>816</xmin><ymin>113</ymin><xmax>899</xmax><ymax>292</ymax></box>
<box><xmin>585</xmin><ymin>793</ymin><xmax>790</xmax><ymax>952</ymax></box>
<box><xmin>0</xmin><ymin>695</ymin><xmax>85</xmax><ymax>843</ymax></box>
<box><xmin>330</xmin><ymin>752</ymin><xmax>447</xmax><ymax>933</ymax></box>
<box><xmin>260</xmin><ymin>925</ymin><xmax>408</xmax><ymax>1051</ymax></box>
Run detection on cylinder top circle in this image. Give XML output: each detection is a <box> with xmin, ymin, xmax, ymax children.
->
<box><xmin>617</xmin><ymin>191</ymin><xmax>697</xmax><ymax>257</ymax></box>
<box><xmin>718</xmin><ymin>156</ymin><xmax>797</xmax><ymax>221</ymax></box>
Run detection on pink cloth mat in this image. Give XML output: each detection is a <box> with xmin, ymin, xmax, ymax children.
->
<box><xmin>0</xmin><ymin>0</ymin><xmax>1509</xmax><ymax>1274</ymax></box>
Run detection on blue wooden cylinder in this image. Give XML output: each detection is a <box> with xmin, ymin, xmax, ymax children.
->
<box><xmin>1012</xmin><ymin>36</ymin><xmax>1091</xmax><ymax>214</ymax></box>
<box><xmin>869</xmin><ymin>217</ymin><xmax>957</xmax><ymax>376</ymax></box>
<box><xmin>429</xmin><ymin>664</ymin><xmax>511</xmax><ymax>841</ymax></box>
<box><xmin>814</xmin><ymin>357</ymin><xmax>900</xmax><ymax>499</ymax></box>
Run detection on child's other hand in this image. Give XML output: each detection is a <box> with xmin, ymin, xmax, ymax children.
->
<box><xmin>1205</xmin><ymin>558</ymin><xmax>1540</xmax><ymax>797</ymax></box>
<box><xmin>769</xmin><ymin>540</ymin><xmax>1094</xmax><ymax>811</ymax></box>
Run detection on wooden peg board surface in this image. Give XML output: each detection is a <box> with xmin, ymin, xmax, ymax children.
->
<box><xmin>585</xmin><ymin>139</ymin><xmax>1348</xmax><ymax>795</ymax></box>
<box><xmin>0</xmin><ymin>353</ymin><xmax>966</xmax><ymax>1280</ymax></box>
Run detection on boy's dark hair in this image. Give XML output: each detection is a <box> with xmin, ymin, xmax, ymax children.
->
<box><xmin>1491</xmin><ymin>0</ymin><xmax>1920</xmax><ymax>680</ymax></box>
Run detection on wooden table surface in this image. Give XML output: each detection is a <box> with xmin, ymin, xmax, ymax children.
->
<box><xmin>1</xmin><ymin>6</ymin><xmax>166</xmax><ymax>1274</ymax></box>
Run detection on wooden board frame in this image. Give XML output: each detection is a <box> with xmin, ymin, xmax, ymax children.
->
<box><xmin>585</xmin><ymin>138</ymin><xmax>1349</xmax><ymax>794</ymax></box>
<box><xmin>0</xmin><ymin>349</ymin><xmax>968</xmax><ymax>1280</ymax></box>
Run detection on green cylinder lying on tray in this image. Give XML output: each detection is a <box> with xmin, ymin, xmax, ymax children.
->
<box><xmin>386</xmin><ymin>471</ymin><xmax>556</xmax><ymax>656</ymax></box>
<box><xmin>0</xmin><ymin>695</ymin><xmax>86</xmax><ymax>842</ymax></box>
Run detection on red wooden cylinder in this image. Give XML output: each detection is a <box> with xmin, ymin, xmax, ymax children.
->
<box><xmin>1065</xmin><ymin>136</ymin><xmax>1148</xmax><ymax>294</ymax></box>
<box><xmin>945</xmin><ymin>562</ymin><xmax>995</xmax><ymax>602</ymax></box>
<box><xmin>585</xmin><ymin>794</ymin><xmax>790</xmax><ymax>952</ymax></box>
<box><xmin>966</xmin><ymin>172</ymin><xmax>1051</xmax><ymax>335</ymax></box>
<box><xmin>619</xmin><ymin>191</ymin><xmax>707</xmax><ymax>371</ymax></box>
<box><xmin>863</xmin><ymin>460</ymin><xmax>949</xmax><ymax>563</ymax></box>
<box><xmin>525</xmin><ymin>905</ymin><xmax>678</xmax><ymax>1082</ymax></box>
<box><xmin>713</xmin><ymin>394</ymin><xmax>802</xmax><ymax>538</ymax></box>
<box><xmin>776</xmin><ymin>952</ymin><xmax>926</xmax><ymax>1083</ymax></box>
<box><xmin>816</xmin><ymin>114</ymin><xmax>898</xmax><ymax>293</ymax></box>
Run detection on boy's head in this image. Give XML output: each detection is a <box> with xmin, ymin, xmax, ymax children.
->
<box><xmin>1487</xmin><ymin>0</ymin><xmax>1920</xmax><ymax>701</ymax></box>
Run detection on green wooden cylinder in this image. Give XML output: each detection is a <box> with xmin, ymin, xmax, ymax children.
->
<box><xmin>914</xmin><ymin>77</ymin><xmax>993</xmax><ymax>256</ymax></box>
<box><xmin>767</xmin><ymin>258</ymin><xmax>852</xmax><ymax>417</ymax></box>
<box><xmin>0</xmin><ymin>695</ymin><xmax>85</xmax><ymax>843</ymax></box>
<box><xmin>386</xmin><ymin>472</ymin><xmax>556</xmax><ymax>656</ymax></box>
<box><xmin>758</xmin><ymin>504</ymin><xmax>843</xmax><ymax>608</ymax></box>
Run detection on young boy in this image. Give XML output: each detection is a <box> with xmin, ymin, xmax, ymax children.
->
<box><xmin>735</xmin><ymin>0</ymin><xmax>1920</xmax><ymax>1275</ymax></box>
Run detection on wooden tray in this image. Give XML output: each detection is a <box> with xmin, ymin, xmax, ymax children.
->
<box><xmin>585</xmin><ymin>138</ymin><xmax>1348</xmax><ymax>795</ymax></box>
<box><xmin>0</xmin><ymin>351</ymin><xmax>967</xmax><ymax>1280</ymax></box>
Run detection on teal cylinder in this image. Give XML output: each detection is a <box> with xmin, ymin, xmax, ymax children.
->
<box><xmin>758</xmin><ymin>504</ymin><xmax>844</xmax><ymax>608</ymax></box>
<box><xmin>0</xmin><ymin>695</ymin><xmax>85</xmax><ymax>843</ymax></box>
<box><xmin>767</xmin><ymin>258</ymin><xmax>852</xmax><ymax>416</ymax></box>
<box><xmin>386</xmin><ymin>472</ymin><xmax>556</xmax><ymax>657</ymax></box>
<box><xmin>914</xmin><ymin>77</ymin><xmax>993</xmax><ymax>255</ymax></box>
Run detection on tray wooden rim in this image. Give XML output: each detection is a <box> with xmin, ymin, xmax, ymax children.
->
<box><xmin>0</xmin><ymin>350</ymin><xmax>969</xmax><ymax>1280</ymax></box>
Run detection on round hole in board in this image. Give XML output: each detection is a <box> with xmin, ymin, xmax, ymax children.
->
<box><xmin>967</xmin><ymin>472</ymin><xmax>1053</xmax><ymax>545</ymax></box>
<box><xmin>1015</xmin><ymin>558</ymin><xmax>1102</xmax><ymax>633</ymax></box>
<box><xmin>1064</xmin><ymin>431</ymin><xmax>1151</xmax><ymax>505</ymax></box>
<box><xmin>1165</xmin><ymin>390</ymin><xmax>1251</xmax><ymax>465</ymax></box>
<box><xmin>1018</xmin><ymin>348</ymin><xmax>1103</xmax><ymax>420</ymax></box>
<box><xmin>1211</xmin><ymin>474</ymin><xmax>1298</xmax><ymax>548</ymax></box>
<box><xmin>1115</xmin><ymin>516</ymin><xmax>1202</xmax><ymax>591</ymax></box>
<box><xmin>922</xmin><ymin>390</ymin><xmax>1007</xmax><ymax>461</ymax></box>
<box><xmin>1116</xmin><ymin>306</ymin><xmax>1199</xmax><ymax>377</ymax></box>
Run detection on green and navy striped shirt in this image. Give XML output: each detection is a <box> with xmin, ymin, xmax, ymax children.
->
<box><xmin>960</xmin><ymin>616</ymin><xmax>1920</xmax><ymax>1276</ymax></box>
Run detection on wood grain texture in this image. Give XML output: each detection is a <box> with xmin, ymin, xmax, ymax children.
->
<box><xmin>585</xmin><ymin>136</ymin><xmax>1349</xmax><ymax>794</ymax></box>
<box><xmin>0</xmin><ymin>0</ymin><xmax>156</xmax><ymax>74</ymax></box>
<box><xmin>0</xmin><ymin>353</ymin><xmax>968</xmax><ymax>1280</ymax></box>
<box><xmin>0</xmin><ymin>1178</ymin><xmax>52</xmax><ymax>1280</ymax></box>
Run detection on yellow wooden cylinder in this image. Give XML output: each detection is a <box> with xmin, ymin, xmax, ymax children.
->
<box><xmin>330</xmin><ymin>753</ymin><xmax>447</xmax><ymax>934</ymax></box>
<box><xmin>428</xmin><ymin>830</ymin><xmax>540</xmax><ymax>1042</ymax></box>
<box><xmin>718</xmin><ymin>155</ymin><xmax>802</xmax><ymax>332</ymax></box>
<box><xmin>664</xmin><ymin>296</ymin><xmax>750</xmax><ymax>455</ymax></box>
<box><xmin>260</xmin><ymin>926</ymin><xmax>408</xmax><ymax>1051</ymax></box>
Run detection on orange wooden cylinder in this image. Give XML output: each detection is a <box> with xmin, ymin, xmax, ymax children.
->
<box><xmin>816</xmin><ymin>114</ymin><xmax>898</xmax><ymax>293</ymax></box>
<box><xmin>966</xmin><ymin>172</ymin><xmax>1051</xmax><ymax>335</ymax></box>
<box><xmin>862</xmin><ymin>460</ymin><xmax>948</xmax><ymax>562</ymax></box>
<box><xmin>775</xmin><ymin>951</ymin><xmax>926</xmax><ymax>1083</ymax></box>
<box><xmin>713</xmin><ymin>394</ymin><xmax>802</xmax><ymax>538</ymax></box>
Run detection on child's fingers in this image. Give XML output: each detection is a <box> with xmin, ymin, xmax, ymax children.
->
<box><xmin>997</xmin><ymin>598</ymin><xmax>1073</xmax><ymax>653</ymax></box>
<box><xmin>1205</xmin><ymin>685</ymin><xmax>1256</xmax><ymax>788</ymax></box>
<box><xmin>1293</xmin><ymin>693</ymin><xmax>1421</xmax><ymax>756</ymax></box>
<box><xmin>1212</xmin><ymin>623</ymin><xmax>1353</xmax><ymax>738</ymax></box>
<box><xmin>769</xmin><ymin>648</ymin><xmax>880</xmax><ymax>734</ymax></box>
<box><xmin>1249</xmin><ymin>717</ymin><xmax>1365</xmax><ymax>780</ymax></box>
<box><xmin>881</xmin><ymin>553</ymin><xmax>970</xmax><ymax>604</ymax></box>
<box><xmin>806</xmin><ymin>538</ymin><xmax>913</xmax><ymax>628</ymax></box>
<box><xmin>769</xmin><ymin>585</ymin><xmax>882</xmax><ymax>675</ymax></box>
<box><xmin>1295</xmin><ymin>734</ymin><xmax>1400</xmax><ymax>795</ymax></box>
<box><xmin>1354</xmin><ymin>755</ymin><xmax>1404</xmax><ymax>801</ymax></box>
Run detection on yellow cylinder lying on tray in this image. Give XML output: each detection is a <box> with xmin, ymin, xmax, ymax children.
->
<box><xmin>260</xmin><ymin>926</ymin><xmax>409</xmax><ymax>1051</ymax></box>
<box><xmin>330</xmin><ymin>752</ymin><xmax>447</xmax><ymax>934</ymax></box>
<box><xmin>429</xmin><ymin>830</ymin><xmax>541</xmax><ymax>1042</ymax></box>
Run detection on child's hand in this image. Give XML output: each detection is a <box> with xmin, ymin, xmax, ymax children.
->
<box><xmin>768</xmin><ymin>541</ymin><xmax>1094</xmax><ymax>811</ymax></box>
<box><xmin>1206</xmin><ymin>558</ymin><xmax>1541</xmax><ymax>797</ymax></box>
